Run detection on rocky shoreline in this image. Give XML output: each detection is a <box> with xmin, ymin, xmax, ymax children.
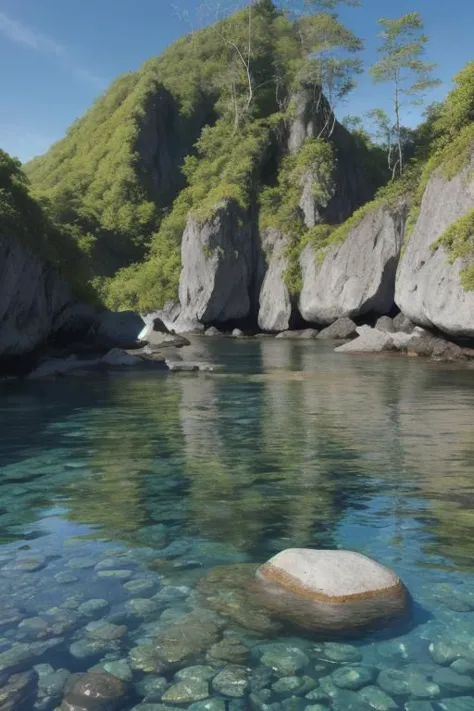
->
<box><xmin>2</xmin><ymin>308</ymin><xmax>474</xmax><ymax>382</ymax></box>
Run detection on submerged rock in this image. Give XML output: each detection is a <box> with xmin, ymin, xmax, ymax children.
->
<box><xmin>254</xmin><ymin>549</ymin><xmax>408</xmax><ymax>633</ymax></box>
<box><xmin>0</xmin><ymin>670</ymin><xmax>38</xmax><ymax>711</ymax></box>
<box><xmin>60</xmin><ymin>672</ymin><xmax>126</xmax><ymax>710</ymax></box>
<box><xmin>197</xmin><ymin>565</ymin><xmax>281</xmax><ymax>634</ymax></box>
<box><xmin>212</xmin><ymin>665</ymin><xmax>250</xmax><ymax>697</ymax></box>
<box><xmin>162</xmin><ymin>678</ymin><xmax>209</xmax><ymax>703</ymax></box>
<box><xmin>259</xmin><ymin>643</ymin><xmax>309</xmax><ymax>676</ymax></box>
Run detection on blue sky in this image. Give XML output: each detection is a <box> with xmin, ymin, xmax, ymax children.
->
<box><xmin>0</xmin><ymin>0</ymin><xmax>472</xmax><ymax>164</ymax></box>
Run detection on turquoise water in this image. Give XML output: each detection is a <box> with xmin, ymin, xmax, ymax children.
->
<box><xmin>2</xmin><ymin>338</ymin><xmax>474</xmax><ymax>710</ymax></box>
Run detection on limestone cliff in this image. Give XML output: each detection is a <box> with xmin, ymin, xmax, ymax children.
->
<box><xmin>299</xmin><ymin>205</ymin><xmax>406</xmax><ymax>325</ymax></box>
<box><xmin>0</xmin><ymin>233</ymin><xmax>79</xmax><ymax>358</ymax></box>
<box><xmin>395</xmin><ymin>155</ymin><xmax>474</xmax><ymax>337</ymax></box>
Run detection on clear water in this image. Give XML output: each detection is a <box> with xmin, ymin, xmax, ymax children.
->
<box><xmin>2</xmin><ymin>338</ymin><xmax>474</xmax><ymax>710</ymax></box>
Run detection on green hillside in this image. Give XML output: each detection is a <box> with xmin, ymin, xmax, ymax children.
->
<box><xmin>25</xmin><ymin>1</ymin><xmax>473</xmax><ymax>312</ymax></box>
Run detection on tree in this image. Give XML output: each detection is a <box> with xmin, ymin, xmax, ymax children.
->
<box><xmin>370</xmin><ymin>12</ymin><xmax>440</xmax><ymax>177</ymax></box>
<box><xmin>284</xmin><ymin>0</ymin><xmax>363</xmax><ymax>137</ymax></box>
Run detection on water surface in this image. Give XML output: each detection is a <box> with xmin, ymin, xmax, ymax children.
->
<box><xmin>2</xmin><ymin>339</ymin><xmax>474</xmax><ymax>710</ymax></box>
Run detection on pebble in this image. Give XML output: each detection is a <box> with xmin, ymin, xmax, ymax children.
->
<box><xmin>330</xmin><ymin>689</ymin><xmax>373</xmax><ymax>711</ymax></box>
<box><xmin>377</xmin><ymin>669</ymin><xmax>410</xmax><ymax>696</ymax></box>
<box><xmin>135</xmin><ymin>675</ymin><xmax>169</xmax><ymax>700</ymax></box>
<box><xmin>175</xmin><ymin>666</ymin><xmax>216</xmax><ymax>683</ymax></box>
<box><xmin>429</xmin><ymin>640</ymin><xmax>460</xmax><ymax>665</ymax></box>
<box><xmin>78</xmin><ymin>599</ymin><xmax>109</xmax><ymax>616</ymax></box>
<box><xmin>123</xmin><ymin>578</ymin><xmax>157</xmax><ymax>596</ymax></box>
<box><xmin>451</xmin><ymin>658</ymin><xmax>474</xmax><ymax>674</ymax></box>
<box><xmin>85</xmin><ymin>620</ymin><xmax>127</xmax><ymax>640</ymax></box>
<box><xmin>69</xmin><ymin>637</ymin><xmax>113</xmax><ymax>659</ymax></box>
<box><xmin>405</xmin><ymin>703</ymin><xmax>435</xmax><ymax>711</ymax></box>
<box><xmin>332</xmin><ymin>665</ymin><xmax>375</xmax><ymax>691</ymax></box>
<box><xmin>438</xmin><ymin>699</ymin><xmax>474</xmax><ymax>711</ymax></box>
<box><xmin>2</xmin><ymin>556</ymin><xmax>46</xmax><ymax>573</ymax></box>
<box><xmin>212</xmin><ymin>665</ymin><xmax>250</xmax><ymax>697</ymax></box>
<box><xmin>281</xmin><ymin>697</ymin><xmax>308</xmax><ymax>711</ymax></box>
<box><xmin>102</xmin><ymin>659</ymin><xmax>133</xmax><ymax>682</ymax></box>
<box><xmin>433</xmin><ymin>668</ymin><xmax>474</xmax><ymax>693</ymax></box>
<box><xmin>54</xmin><ymin>572</ymin><xmax>79</xmax><ymax>584</ymax></box>
<box><xmin>162</xmin><ymin>678</ymin><xmax>210</xmax><ymax>703</ymax></box>
<box><xmin>260</xmin><ymin>644</ymin><xmax>310</xmax><ymax>675</ymax></box>
<box><xmin>125</xmin><ymin>598</ymin><xmax>158</xmax><ymax>617</ymax></box>
<box><xmin>66</xmin><ymin>556</ymin><xmax>97</xmax><ymax>570</ymax></box>
<box><xmin>188</xmin><ymin>700</ymin><xmax>227</xmax><ymax>711</ymax></box>
<box><xmin>357</xmin><ymin>685</ymin><xmax>397</xmax><ymax>710</ymax></box>
<box><xmin>97</xmin><ymin>569</ymin><xmax>133</xmax><ymax>580</ymax></box>
<box><xmin>323</xmin><ymin>643</ymin><xmax>362</xmax><ymax>664</ymax></box>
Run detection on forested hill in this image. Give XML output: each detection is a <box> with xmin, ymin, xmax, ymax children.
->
<box><xmin>22</xmin><ymin>0</ymin><xmax>474</xmax><ymax>331</ymax></box>
<box><xmin>24</xmin><ymin>0</ymin><xmax>387</xmax><ymax>310</ymax></box>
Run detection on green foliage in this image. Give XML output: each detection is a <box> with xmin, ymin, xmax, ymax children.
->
<box><xmin>370</xmin><ymin>12</ymin><xmax>440</xmax><ymax>177</ymax></box>
<box><xmin>259</xmin><ymin>137</ymin><xmax>335</xmax><ymax>293</ymax></box>
<box><xmin>0</xmin><ymin>149</ymin><xmax>99</xmax><ymax>303</ymax></box>
<box><xmin>431</xmin><ymin>208</ymin><xmax>474</xmax><ymax>291</ymax></box>
<box><xmin>433</xmin><ymin>61</ymin><xmax>474</xmax><ymax>145</ymax></box>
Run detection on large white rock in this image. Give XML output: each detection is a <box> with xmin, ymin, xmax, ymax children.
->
<box><xmin>299</xmin><ymin>206</ymin><xmax>404</xmax><ymax>325</ymax></box>
<box><xmin>395</xmin><ymin>157</ymin><xmax>474</xmax><ymax>337</ymax></box>
<box><xmin>254</xmin><ymin>548</ymin><xmax>408</xmax><ymax>632</ymax></box>
<box><xmin>335</xmin><ymin>326</ymin><xmax>419</xmax><ymax>354</ymax></box>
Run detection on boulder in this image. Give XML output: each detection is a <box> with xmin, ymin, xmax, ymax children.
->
<box><xmin>178</xmin><ymin>200</ymin><xmax>259</xmax><ymax>325</ymax></box>
<box><xmin>335</xmin><ymin>326</ymin><xmax>395</xmax><ymax>354</ymax></box>
<box><xmin>232</xmin><ymin>329</ymin><xmax>244</xmax><ymax>337</ymax></box>
<box><xmin>406</xmin><ymin>329</ymin><xmax>473</xmax><ymax>362</ymax></box>
<box><xmin>299</xmin><ymin>206</ymin><xmax>405</xmax><ymax>325</ymax></box>
<box><xmin>254</xmin><ymin>548</ymin><xmax>408</xmax><ymax>632</ymax></box>
<box><xmin>60</xmin><ymin>672</ymin><xmax>126</xmax><ymax>711</ymax></box>
<box><xmin>317</xmin><ymin>317</ymin><xmax>357</xmax><ymax>340</ymax></box>
<box><xmin>258</xmin><ymin>229</ymin><xmax>293</xmax><ymax>333</ymax></box>
<box><xmin>375</xmin><ymin>316</ymin><xmax>394</xmax><ymax>333</ymax></box>
<box><xmin>395</xmin><ymin>156</ymin><xmax>474</xmax><ymax>337</ymax></box>
<box><xmin>298</xmin><ymin>329</ymin><xmax>319</xmax><ymax>339</ymax></box>
<box><xmin>392</xmin><ymin>313</ymin><xmax>415</xmax><ymax>334</ymax></box>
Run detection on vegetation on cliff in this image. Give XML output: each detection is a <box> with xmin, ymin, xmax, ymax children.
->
<box><xmin>22</xmin><ymin>1</ymin><xmax>474</xmax><ymax>309</ymax></box>
<box><xmin>0</xmin><ymin>150</ymin><xmax>96</xmax><ymax>301</ymax></box>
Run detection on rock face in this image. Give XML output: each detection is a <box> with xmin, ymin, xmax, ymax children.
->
<box><xmin>179</xmin><ymin>200</ymin><xmax>261</xmax><ymax>325</ymax></box>
<box><xmin>299</xmin><ymin>206</ymin><xmax>405</xmax><ymax>325</ymax></box>
<box><xmin>254</xmin><ymin>548</ymin><xmax>408</xmax><ymax>633</ymax></box>
<box><xmin>0</xmin><ymin>234</ymin><xmax>79</xmax><ymax>359</ymax></box>
<box><xmin>258</xmin><ymin>229</ymin><xmax>293</xmax><ymax>332</ymax></box>
<box><xmin>396</xmin><ymin>157</ymin><xmax>474</xmax><ymax>337</ymax></box>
